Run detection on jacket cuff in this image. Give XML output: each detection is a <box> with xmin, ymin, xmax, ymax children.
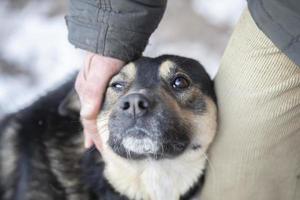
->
<box><xmin>65</xmin><ymin>0</ymin><xmax>167</xmax><ymax>62</ymax></box>
<box><xmin>66</xmin><ymin>16</ymin><xmax>149</xmax><ymax>62</ymax></box>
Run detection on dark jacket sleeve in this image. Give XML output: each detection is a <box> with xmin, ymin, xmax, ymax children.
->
<box><xmin>66</xmin><ymin>0</ymin><xmax>167</xmax><ymax>62</ymax></box>
<box><xmin>247</xmin><ymin>0</ymin><xmax>300</xmax><ymax>66</ymax></box>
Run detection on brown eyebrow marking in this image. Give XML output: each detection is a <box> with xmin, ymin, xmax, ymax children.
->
<box><xmin>120</xmin><ymin>63</ymin><xmax>136</xmax><ymax>82</ymax></box>
<box><xmin>110</xmin><ymin>62</ymin><xmax>136</xmax><ymax>83</ymax></box>
<box><xmin>159</xmin><ymin>60</ymin><xmax>176</xmax><ymax>79</ymax></box>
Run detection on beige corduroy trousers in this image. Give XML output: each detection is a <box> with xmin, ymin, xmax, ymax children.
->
<box><xmin>200</xmin><ymin>9</ymin><xmax>300</xmax><ymax>200</ymax></box>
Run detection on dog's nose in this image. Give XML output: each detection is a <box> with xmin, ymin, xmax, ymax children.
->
<box><xmin>119</xmin><ymin>93</ymin><xmax>150</xmax><ymax>117</ymax></box>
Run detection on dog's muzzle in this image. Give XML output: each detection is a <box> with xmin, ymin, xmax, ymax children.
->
<box><xmin>108</xmin><ymin>92</ymin><xmax>190</xmax><ymax>160</ymax></box>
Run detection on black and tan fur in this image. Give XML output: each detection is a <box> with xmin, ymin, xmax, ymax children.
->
<box><xmin>0</xmin><ymin>55</ymin><xmax>217</xmax><ymax>200</ymax></box>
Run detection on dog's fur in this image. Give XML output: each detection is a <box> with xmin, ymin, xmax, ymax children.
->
<box><xmin>0</xmin><ymin>55</ymin><xmax>217</xmax><ymax>200</ymax></box>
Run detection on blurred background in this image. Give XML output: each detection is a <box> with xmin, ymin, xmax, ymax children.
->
<box><xmin>0</xmin><ymin>0</ymin><xmax>246</xmax><ymax>118</ymax></box>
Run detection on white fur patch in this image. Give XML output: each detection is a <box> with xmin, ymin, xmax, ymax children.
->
<box><xmin>101</xmin><ymin>143</ymin><xmax>207</xmax><ymax>200</ymax></box>
<box><xmin>122</xmin><ymin>136</ymin><xmax>159</xmax><ymax>154</ymax></box>
<box><xmin>159</xmin><ymin>60</ymin><xmax>175</xmax><ymax>78</ymax></box>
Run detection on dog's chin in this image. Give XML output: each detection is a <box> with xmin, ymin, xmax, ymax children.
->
<box><xmin>108</xmin><ymin>129</ymin><xmax>190</xmax><ymax>160</ymax></box>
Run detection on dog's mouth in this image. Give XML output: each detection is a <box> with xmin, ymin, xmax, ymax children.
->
<box><xmin>107</xmin><ymin>99</ymin><xmax>192</xmax><ymax>160</ymax></box>
<box><xmin>121</xmin><ymin>127</ymin><xmax>160</xmax><ymax>155</ymax></box>
<box><xmin>108</xmin><ymin>126</ymin><xmax>190</xmax><ymax>160</ymax></box>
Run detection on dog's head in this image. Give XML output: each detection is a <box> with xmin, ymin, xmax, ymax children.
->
<box><xmin>98</xmin><ymin>55</ymin><xmax>217</xmax><ymax>160</ymax></box>
<box><xmin>58</xmin><ymin>55</ymin><xmax>218</xmax><ymax>199</ymax></box>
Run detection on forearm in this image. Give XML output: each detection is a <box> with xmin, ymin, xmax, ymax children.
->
<box><xmin>66</xmin><ymin>0</ymin><xmax>167</xmax><ymax>61</ymax></box>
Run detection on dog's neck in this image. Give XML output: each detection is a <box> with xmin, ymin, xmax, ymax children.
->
<box><xmin>101</xmin><ymin>147</ymin><xmax>206</xmax><ymax>200</ymax></box>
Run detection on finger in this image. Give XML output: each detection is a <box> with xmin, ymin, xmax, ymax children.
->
<box><xmin>80</xmin><ymin>83</ymin><xmax>108</xmax><ymax>120</ymax></box>
<box><xmin>82</xmin><ymin>118</ymin><xmax>103</xmax><ymax>149</ymax></box>
<box><xmin>83</xmin><ymin>130</ymin><xmax>94</xmax><ymax>148</ymax></box>
<box><xmin>78</xmin><ymin>67</ymin><xmax>107</xmax><ymax>119</ymax></box>
<box><xmin>76</xmin><ymin>65</ymin><xmax>104</xmax><ymax>149</ymax></box>
<box><xmin>76</xmin><ymin>80</ymin><xmax>102</xmax><ymax>120</ymax></box>
<box><xmin>86</xmin><ymin>130</ymin><xmax>102</xmax><ymax>151</ymax></box>
<box><xmin>81</xmin><ymin>118</ymin><xmax>98</xmax><ymax>135</ymax></box>
<box><xmin>91</xmin><ymin>133</ymin><xmax>103</xmax><ymax>152</ymax></box>
<box><xmin>80</xmin><ymin>90</ymin><xmax>102</xmax><ymax>120</ymax></box>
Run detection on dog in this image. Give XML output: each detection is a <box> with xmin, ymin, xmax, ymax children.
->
<box><xmin>0</xmin><ymin>55</ymin><xmax>217</xmax><ymax>200</ymax></box>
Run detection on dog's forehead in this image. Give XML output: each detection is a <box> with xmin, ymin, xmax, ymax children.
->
<box><xmin>121</xmin><ymin>57</ymin><xmax>189</xmax><ymax>78</ymax></box>
<box><xmin>118</xmin><ymin>56</ymin><xmax>206</xmax><ymax>88</ymax></box>
<box><xmin>134</xmin><ymin>57</ymin><xmax>161</xmax><ymax>88</ymax></box>
<box><xmin>118</xmin><ymin>57</ymin><xmax>161</xmax><ymax>88</ymax></box>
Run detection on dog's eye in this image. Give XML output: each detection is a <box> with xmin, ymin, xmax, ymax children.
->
<box><xmin>111</xmin><ymin>82</ymin><xmax>125</xmax><ymax>91</ymax></box>
<box><xmin>172</xmin><ymin>76</ymin><xmax>190</xmax><ymax>90</ymax></box>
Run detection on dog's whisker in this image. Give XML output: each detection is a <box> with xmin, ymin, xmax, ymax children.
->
<box><xmin>125</xmin><ymin>147</ymin><xmax>132</xmax><ymax>160</ymax></box>
<box><xmin>97</xmin><ymin>124</ymin><xmax>109</xmax><ymax>130</ymax></box>
<box><xmin>97</xmin><ymin>116</ymin><xmax>109</xmax><ymax>120</ymax></box>
<box><xmin>98</xmin><ymin>119</ymin><xmax>109</xmax><ymax>123</ymax></box>
<box><xmin>202</xmin><ymin>152</ymin><xmax>218</xmax><ymax>196</ymax></box>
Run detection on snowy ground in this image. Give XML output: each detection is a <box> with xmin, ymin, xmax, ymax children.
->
<box><xmin>0</xmin><ymin>0</ymin><xmax>246</xmax><ymax>118</ymax></box>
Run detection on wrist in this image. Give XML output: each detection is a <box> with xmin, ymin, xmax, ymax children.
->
<box><xmin>86</xmin><ymin>52</ymin><xmax>125</xmax><ymax>71</ymax></box>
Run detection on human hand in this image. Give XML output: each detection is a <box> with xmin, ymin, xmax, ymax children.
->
<box><xmin>75</xmin><ymin>53</ymin><xmax>125</xmax><ymax>150</ymax></box>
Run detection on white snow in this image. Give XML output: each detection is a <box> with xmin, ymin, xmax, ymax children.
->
<box><xmin>0</xmin><ymin>2</ymin><xmax>83</xmax><ymax>116</ymax></box>
<box><xmin>191</xmin><ymin>0</ymin><xmax>246</xmax><ymax>26</ymax></box>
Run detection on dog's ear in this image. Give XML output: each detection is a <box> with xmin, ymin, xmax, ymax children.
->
<box><xmin>58</xmin><ymin>89</ymin><xmax>80</xmax><ymax>117</ymax></box>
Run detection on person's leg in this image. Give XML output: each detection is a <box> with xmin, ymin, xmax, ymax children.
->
<box><xmin>201</xmin><ymin>8</ymin><xmax>300</xmax><ymax>200</ymax></box>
